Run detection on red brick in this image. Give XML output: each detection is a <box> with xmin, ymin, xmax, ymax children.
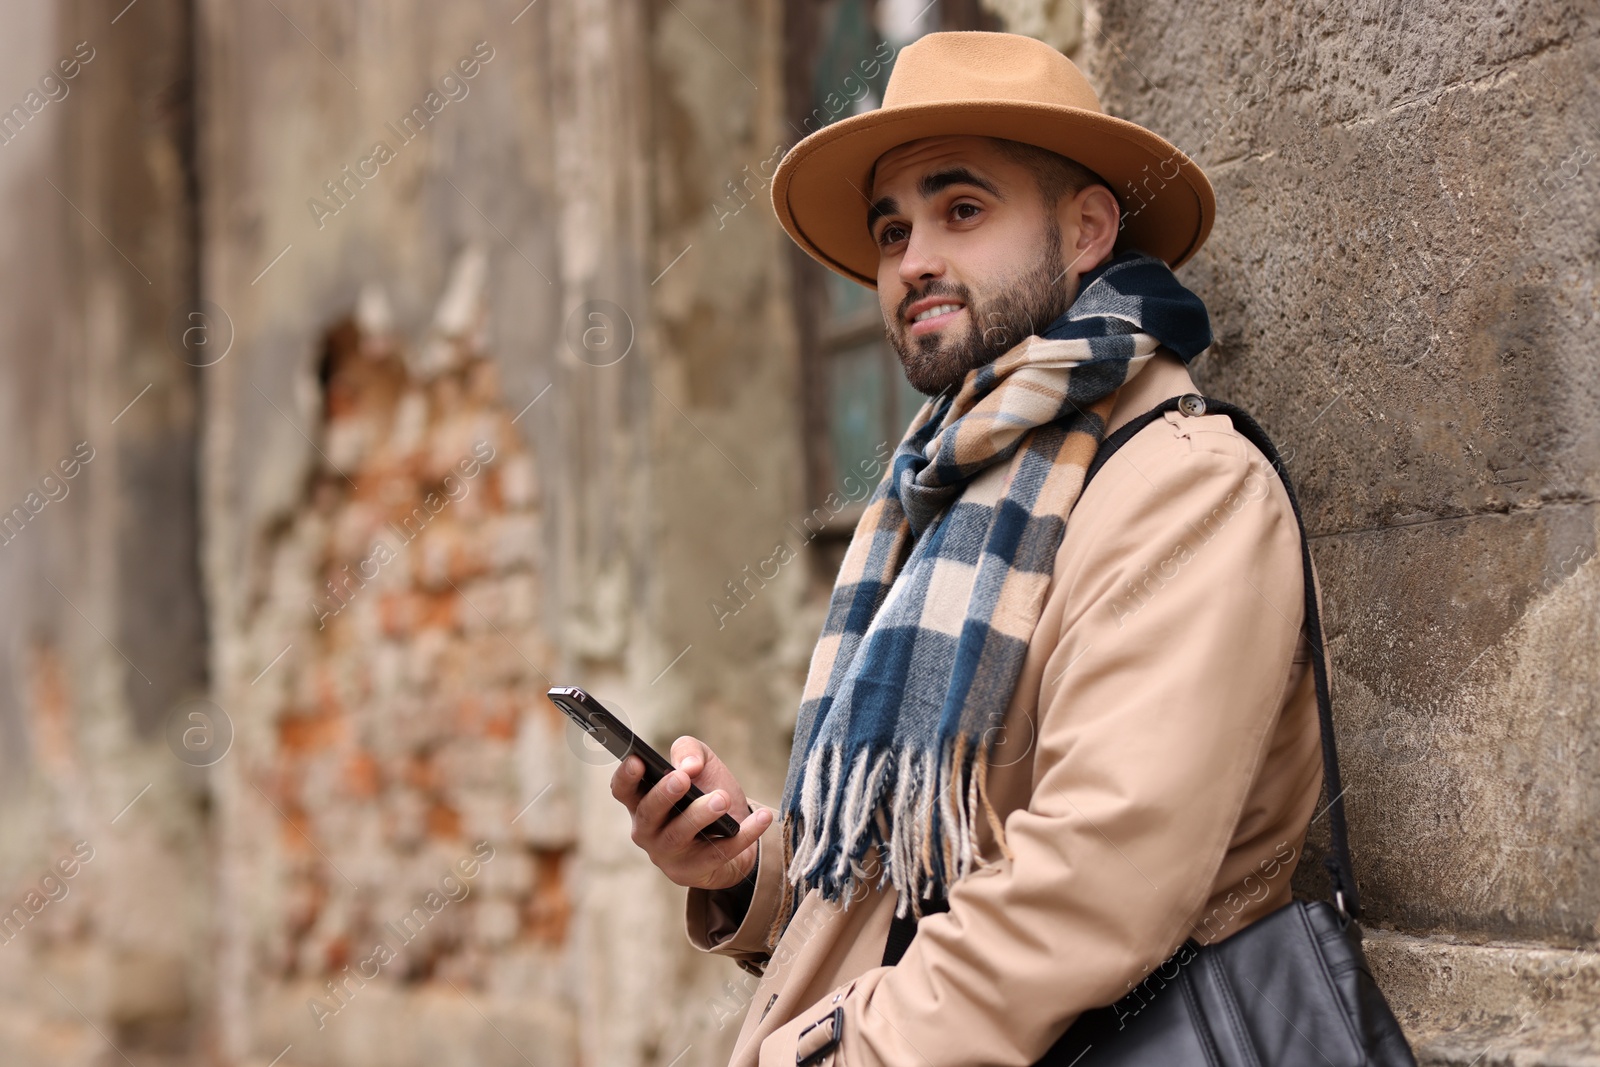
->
<box><xmin>522</xmin><ymin>849</ymin><xmax>572</xmax><ymax>946</ymax></box>
<box><xmin>278</xmin><ymin>709</ymin><xmax>342</xmax><ymax>754</ymax></box>
<box><xmin>342</xmin><ymin>750</ymin><xmax>382</xmax><ymax>798</ymax></box>
<box><xmin>426</xmin><ymin>803</ymin><xmax>462</xmax><ymax>839</ymax></box>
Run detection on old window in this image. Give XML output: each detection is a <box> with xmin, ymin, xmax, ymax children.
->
<box><xmin>783</xmin><ymin>0</ymin><xmax>1001</xmax><ymax>593</ymax></box>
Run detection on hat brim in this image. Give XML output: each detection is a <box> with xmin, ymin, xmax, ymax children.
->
<box><xmin>770</xmin><ymin>100</ymin><xmax>1216</xmax><ymax>289</ymax></box>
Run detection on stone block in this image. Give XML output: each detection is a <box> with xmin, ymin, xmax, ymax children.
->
<box><xmin>1367</xmin><ymin>928</ymin><xmax>1600</xmax><ymax>1065</ymax></box>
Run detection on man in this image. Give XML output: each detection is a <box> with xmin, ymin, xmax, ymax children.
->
<box><xmin>610</xmin><ymin>32</ymin><xmax>1322</xmax><ymax>1067</ymax></box>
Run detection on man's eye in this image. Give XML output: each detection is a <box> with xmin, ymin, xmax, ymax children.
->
<box><xmin>952</xmin><ymin>202</ymin><xmax>981</xmax><ymax>221</ymax></box>
<box><xmin>878</xmin><ymin>224</ymin><xmax>908</xmax><ymax>247</ymax></box>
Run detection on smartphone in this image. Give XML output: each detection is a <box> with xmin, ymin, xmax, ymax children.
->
<box><xmin>547</xmin><ymin>685</ymin><xmax>742</xmax><ymax>841</ymax></box>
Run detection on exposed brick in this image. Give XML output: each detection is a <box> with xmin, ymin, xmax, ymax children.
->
<box><xmin>240</xmin><ymin>306</ymin><xmax>572</xmax><ymax>1023</ymax></box>
<box><xmin>523</xmin><ymin>850</ymin><xmax>573</xmax><ymax>946</ymax></box>
<box><xmin>341</xmin><ymin>750</ymin><xmax>383</xmax><ymax>799</ymax></box>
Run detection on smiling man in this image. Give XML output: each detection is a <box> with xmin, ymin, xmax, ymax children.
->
<box><xmin>869</xmin><ymin>135</ymin><xmax>1117</xmax><ymax>396</ymax></box>
<box><xmin>609</xmin><ymin>31</ymin><xmax>1333</xmax><ymax>1067</ymax></box>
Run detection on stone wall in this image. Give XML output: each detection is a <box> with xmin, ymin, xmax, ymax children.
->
<box><xmin>1061</xmin><ymin>0</ymin><xmax>1600</xmax><ymax>1061</ymax></box>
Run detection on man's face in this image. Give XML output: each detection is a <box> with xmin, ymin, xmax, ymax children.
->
<box><xmin>867</xmin><ymin>136</ymin><xmax>1105</xmax><ymax>397</ymax></box>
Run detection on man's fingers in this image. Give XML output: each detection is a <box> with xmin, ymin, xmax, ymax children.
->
<box><xmin>704</xmin><ymin>803</ymin><xmax>774</xmax><ymax>869</ymax></box>
<box><xmin>665</xmin><ymin>796</ymin><xmax>771</xmax><ymax>883</ymax></box>
<box><xmin>608</xmin><ymin>753</ymin><xmax>647</xmax><ymax>811</ymax></box>
<box><xmin>633</xmin><ymin>763</ymin><xmax>693</xmax><ymax>835</ymax></box>
<box><xmin>618</xmin><ymin>735</ymin><xmax>769</xmax><ymax>889</ymax></box>
<box><xmin>671</xmin><ymin>791</ymin><xmax>772</xmax><ymax>857</ymax></box>
<box><xmin>677</xmin><ymin>789</ymin><xmax>730</xmax><ymax>853</ymax></box>
<box><xmin>670</xmin><ymin>735</ymin><xmax>708</xmax><ymax>776</ymax></box>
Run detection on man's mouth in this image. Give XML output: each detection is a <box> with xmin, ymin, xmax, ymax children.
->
<box><xmin>905</xmin><ymin>297</ymin><xmax>967</xmax><ymax>336</ymax></box>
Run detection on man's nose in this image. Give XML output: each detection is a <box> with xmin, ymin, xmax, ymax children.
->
<box><xmin>897</xmin><ymin>229</ymin><xmax>945</xmax><ymax>289</ymax></box>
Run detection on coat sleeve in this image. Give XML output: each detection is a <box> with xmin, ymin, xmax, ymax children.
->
<box><xmin>685</xmin><ymin>797</ymin><xmax>789</xmax><ymax>964</ymax></box>
<box><xmin>758</xmin><ymin>412</ymin><xmax>1311</xmax><ymax>1067</ymax></box>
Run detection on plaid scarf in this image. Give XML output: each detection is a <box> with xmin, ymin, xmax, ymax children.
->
<box><xmin>766</xmin><ymin>249</ymin><xmax>1213</xmax><ymax>950</ymax></box>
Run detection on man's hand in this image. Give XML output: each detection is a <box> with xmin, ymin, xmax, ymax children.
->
<box><xmin>609</xmin><ymin>735</ymin><xmax>774</xmax><ymax>891</ymax></box>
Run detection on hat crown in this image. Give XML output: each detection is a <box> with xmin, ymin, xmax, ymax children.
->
<box><xmin>882</xmin><ymin>31</ymin><xmax>1104</xmax><ymax>115</ymax></box>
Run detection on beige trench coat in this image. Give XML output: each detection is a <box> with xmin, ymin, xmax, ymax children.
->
<box><xmin>686</xmin><ymin>350</ymin><xmax>1325</xmax><ymax>1067</ymax></box>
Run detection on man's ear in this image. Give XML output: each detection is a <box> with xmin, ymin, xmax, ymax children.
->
<box><xmin>1064</xmin><ymin>184</ymin><xmax>1120</xmax><ymax>267</ymax></box>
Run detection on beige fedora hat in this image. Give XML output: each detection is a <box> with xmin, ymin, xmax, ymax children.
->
<box><xmin>770</xmin><ymin>31</ymin><xmax>1215</xmax><ymax>289</ymax></box>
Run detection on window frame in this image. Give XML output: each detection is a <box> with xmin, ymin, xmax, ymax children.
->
<box><xmin>782</xmin><ymin>0</ymin><xmax>1001</xmax><ymax>589</ymax></box>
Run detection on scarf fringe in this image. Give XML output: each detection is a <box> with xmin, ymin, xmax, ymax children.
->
<box><xmin>763</xmin><ymin>724</ymin><xmax>1018</xmax><ymax>951</ymax></box>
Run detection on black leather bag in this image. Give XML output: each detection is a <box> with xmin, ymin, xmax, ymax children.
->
<box><xmin>880</xmin><ymin>395</ymin><xmax>1418</xmax><ymax>1067</ymax></box>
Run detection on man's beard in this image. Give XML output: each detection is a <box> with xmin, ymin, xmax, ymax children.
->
<box><xmin>886</xmin><ymin>224</ymin><xmax>1076</xmax><ymax>398</ymax></box>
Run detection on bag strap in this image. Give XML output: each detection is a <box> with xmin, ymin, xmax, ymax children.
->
<box><xmin>881</xmin><ymin>393</ymin><xmax>1360</xmax><ymax>970</ymax></box>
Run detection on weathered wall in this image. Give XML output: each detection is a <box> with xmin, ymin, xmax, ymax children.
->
<box><xmin>0</xmin><ymin>1</ymin><xmax>211</xmax><ymax>1062</ymax></box>
<box><xmin>1059</xmin><ymin>0</ymin><xmax>1600</xmax><ymax>1060</ymax></box>
<box><xmin>192</xmin><ymin>1</ymin><xmax>801</xmax><ymax>1065</ymax></box>
<box><xmin>190</xmin><ymin>2</ymin><xmax>575</xmax><ymax>1059</ymax></box>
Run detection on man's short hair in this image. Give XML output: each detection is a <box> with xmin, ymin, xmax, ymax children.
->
<box><xmin>989</xmin><ymin>137</ymin><xmax>1109</xmax><ymax>204</ymax></box>
<box><xmin>989</xmin><ymin>137</ymin><xmax>1125</xmax><ymax>253</ymax></box>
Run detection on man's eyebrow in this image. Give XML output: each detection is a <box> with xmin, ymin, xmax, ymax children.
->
<box><xmin>920</xmin><ymin>166</ymin><xmax>1002</xmax><ymax>200</ymax></box>
<box><xmin>865</xmin><ymin>167</ymin><xmax>1004</xmax><ymax>237</ymax></box>
<box><xmin>866</xmin><ymin>195</ymin><xmax>899</xmax><ymax>236</ymax></box>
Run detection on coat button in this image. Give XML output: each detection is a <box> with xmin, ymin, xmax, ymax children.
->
<box><xmin>1178</xmin><ymin>393</ymin><xmax>1207</xmax><ymax>417</ymax></box>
